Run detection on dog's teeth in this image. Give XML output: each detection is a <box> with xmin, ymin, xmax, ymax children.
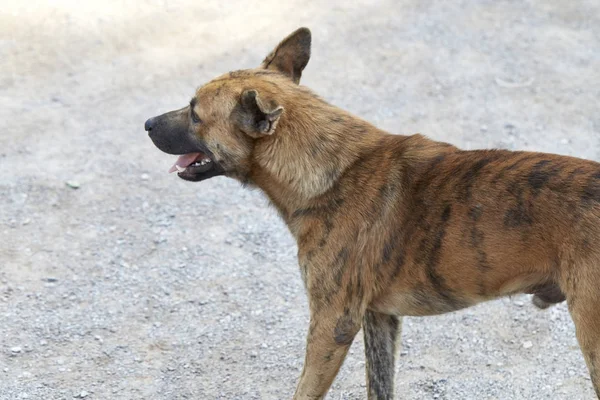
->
<box><xmin>175</xmin><ymin>165</ymin><xmax>186</xmax><ymax>173</ymax></box>
<box><xmin>200</xmin><ymin>160</ymin><xmax>206</xmax><ymax>166</ymax></box>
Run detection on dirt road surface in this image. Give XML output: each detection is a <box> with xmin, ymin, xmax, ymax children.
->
<box><xmin>1</xmin><ymin>1</ymin><xmax>599</xmax><ymax>399</ymax></box>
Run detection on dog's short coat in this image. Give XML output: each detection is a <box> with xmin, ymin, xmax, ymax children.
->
<box><xmin>146</xmin><ymin>28</ymin><xmax>600</xmax><ymax>399</ymax></box>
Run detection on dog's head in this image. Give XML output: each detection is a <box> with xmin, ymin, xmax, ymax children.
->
<box><xmin>145</xmin><ymin>27</ymin><xmax>311</xmax><ymax>183</ymax></box>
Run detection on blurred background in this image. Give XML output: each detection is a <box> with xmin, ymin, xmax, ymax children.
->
<box><xmin>1</xmin><ymin>1</ymin><xmax>599</xmax><ymax>399</ymax></box>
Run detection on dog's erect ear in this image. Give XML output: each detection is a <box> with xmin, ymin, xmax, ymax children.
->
<box><xmin>236</xmin><ymin>89</ymin><xmax>284</xmax><ymax>138</ymax></box>
<box><xmin>261</xmin><ymin>27</ymin><xmax>311</xmax><ymax>84</ymax></box>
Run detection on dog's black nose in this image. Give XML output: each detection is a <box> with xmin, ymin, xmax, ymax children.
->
<box><xmin>144</xmin><ymin>117</ymin><xmax>155</xmax><ymax>132</ymax></box>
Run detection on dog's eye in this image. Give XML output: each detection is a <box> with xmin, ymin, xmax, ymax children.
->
<box><xmin>191</xmin><ymin>109</ymin><xmax>201</xmax><ymax>124</ymax></box>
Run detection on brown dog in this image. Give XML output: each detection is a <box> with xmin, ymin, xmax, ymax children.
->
<box><xmin>145</xmin><ymin>27</ymin><xmax>600</xmax><ymax>399</ymax></box>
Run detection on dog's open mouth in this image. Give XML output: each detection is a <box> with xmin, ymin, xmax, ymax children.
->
<box><xmin>169</xmin><ymin>152</ymin><xmax>213</xmax><ymax>174</ymax></box>
<box><xmin>168</xmin><ymin>152</ymin><xmax>225</xmax><ymax>182</ymax></box>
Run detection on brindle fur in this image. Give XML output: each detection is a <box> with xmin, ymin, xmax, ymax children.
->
<box><xmin>146</xmin><ymin>28</ymin><xmax>600</xmax><ymax>399</ymax></box>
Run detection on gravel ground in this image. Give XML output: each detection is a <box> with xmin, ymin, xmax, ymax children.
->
<box><xmin>1</xmin><ymin>1</ymin><xmax>600</xmax><ymax>399</ymax></box>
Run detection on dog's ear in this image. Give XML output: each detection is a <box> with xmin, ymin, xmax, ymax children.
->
<box><xmin>261</xmin><ymin>27</ymin><xmax>311</xmax><ymax>84</ymax></box>
<box><xmin>236</xmin><ymin>89</ymin><xmax>284</xmax><ymax>138</ymax></box>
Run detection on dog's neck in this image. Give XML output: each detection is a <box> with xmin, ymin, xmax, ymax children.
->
<box><xmin>250</xmin><ymin>93</ymin><xmax>383</xmax><ymax>219</ymax></box>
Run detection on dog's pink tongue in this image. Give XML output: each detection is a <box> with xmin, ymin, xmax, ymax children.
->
<box><xmin>168</xmin><ymin>153</ymin><xmax>202</xmax><ymax>173</ymax></box>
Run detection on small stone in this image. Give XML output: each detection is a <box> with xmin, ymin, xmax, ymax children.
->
<box><xmin>40</xmin><ymin>340</ymin><xmax>48</xmax><ymax>346</ymax></box>
<box><xmin>523</xmin><ymin>340</ymin><xmax>533</xmax><ymax>349</ymax></box>
<box><xmin>480</xmin><ymin>125</ymin><xmax>488</xmax><ymax>132</ymax></box>
<box><xmin>3</xmin><ymin>367</ymin><xmax>8</xmax><ymax>372</ymax></box>
<box><xmin>11</xmin><ymin>346</ymin><xmax>22</xmax><ymax>353</ymax></box>
<box><xmin>65</xmin><ymin>180</ymin><xmax>80</xmax><ymax>189</ymax></box>
<box><xmin>560</xmin><ymin>138</ymin><xmax>569</xmax><ymax>145</ymax></box>
<box><xmin>140</xmin><ymin>173</ymin><xmax>149</xmax><ymax>181</ymax></box>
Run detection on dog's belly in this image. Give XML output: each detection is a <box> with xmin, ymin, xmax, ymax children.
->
<box><xmin>368</xmin><ymin>268</ymin><xmax>554</xmax><ymax>317</ymax></box>
<box><xmin>368</xmin><ymin>283</ymin><xmax>478</xmax><ymax>317</ymax></box>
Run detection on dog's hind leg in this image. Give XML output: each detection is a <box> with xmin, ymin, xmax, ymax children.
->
<box><xmin>569</xmin><ymin>299</ymin><xmax>600</xmax><ymax>398</ymax></box>
<box><xmin>564</xmin><ymin>262</ymin><xmax>600</xmax><ymax>398</ymax></box>
<box><xmin>363</xmin><ymin>310</ymin><xmax>402</xmax><ymax>400</ymax></box>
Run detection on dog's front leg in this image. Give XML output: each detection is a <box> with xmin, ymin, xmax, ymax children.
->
<box><xmin>293</xmin><ymin>304</ymin><xmax>363</xmax><ymax>400</ymax></box>
<box><xmin>363</xmin><ymin>311</ymin><xmax>402</xmax><ymax>399</ymax></box>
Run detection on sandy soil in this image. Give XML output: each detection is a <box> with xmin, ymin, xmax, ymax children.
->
<box><xmin>1</xmin><ymin>0</ymin><xmax>599</xmax><ymax>399</ymax></box>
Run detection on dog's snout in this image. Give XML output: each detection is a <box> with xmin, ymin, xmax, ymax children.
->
<box><xmin>144</xmin><ymin>117</ymin><xmax>155</xmax><ymax>132</ymax></box>
<box><xmin>146</xmin><ymin>107</ymin><xmax>201</xmax><ymax>155</ymax></box>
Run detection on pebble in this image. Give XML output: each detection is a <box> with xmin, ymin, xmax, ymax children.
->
<box><xmin>140</xmin><ymin>173</ymin><xmax>149</xmax><ymax>181</ymax></box>
<box><xmin>65</xmin><ymin>180</ymin><xmax>80</xmax><ymax>189</ymax></box>
<box><xmin>11</xmin><ymin>346</ymin><xmax>22</xmax><ymax>353</ymax></box>
<box><xmin>523</xmin><ymin>341</ymin><xmax>533</xmax><ymax>349</ymax></box>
